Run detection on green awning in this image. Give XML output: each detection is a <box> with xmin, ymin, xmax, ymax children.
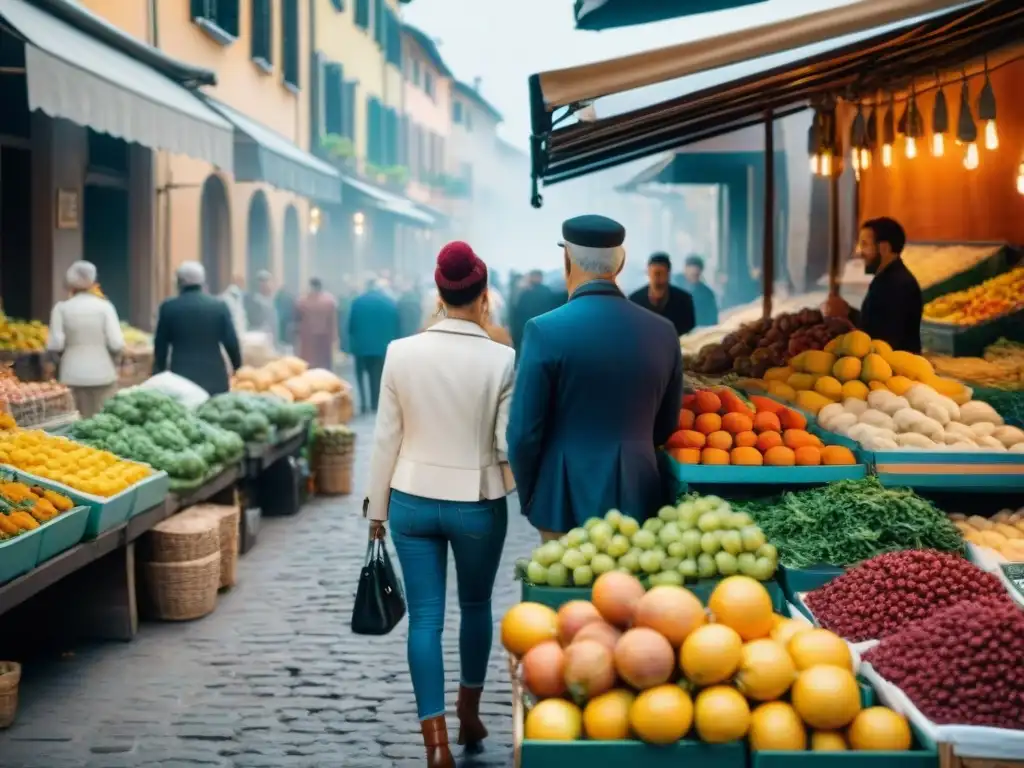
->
<box><xmin>574</xmin><ymin>0</ymin><xmax>768</xmax><ymax>31</ymax></box>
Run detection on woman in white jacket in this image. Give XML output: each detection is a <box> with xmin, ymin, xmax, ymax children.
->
<box><xmin>366</xmin><ymin>242</ymin><xmax>515</xmax><ymax>768</ymax></box>
<box><xmin>47</xmin><ymin>261</ymin><xmax>125</xmax><ymax>417</ymax></box>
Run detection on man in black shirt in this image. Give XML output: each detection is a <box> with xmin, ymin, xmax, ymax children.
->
<box><xmin>629</xmin><ymin>253</ymin><xmax>697</xmax><ymax>337</ymax></box>
<box><xmin>847</xmin><ymin>217</ymin><xmax>923</xmax><ymax>353</ymax></box>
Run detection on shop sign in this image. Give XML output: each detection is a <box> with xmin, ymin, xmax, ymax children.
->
<box><xmin>56</xmin><ymin>188</ymin><xmax>79</xmax><ymax>230</ymax></box>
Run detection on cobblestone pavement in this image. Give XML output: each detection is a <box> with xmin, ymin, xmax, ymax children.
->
<box><xmin>0</xmin><ymin>415</ymin><xmax>536</xmax><ymax>768</ymax></box>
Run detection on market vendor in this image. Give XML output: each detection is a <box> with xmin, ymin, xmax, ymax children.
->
<box><xmin>824</xmin><ymin>217</ymin><xmax>923</xmax><ymax>353</ymax></box>
<box><xmin>629</xmin><ymin>252</ymin><xmax>697</xmax><ymax>337</ymax></box>
<box><xmin>507</xmin><ymin>215</ymin><xmax>683</xmax><ymax>540</ymax></box>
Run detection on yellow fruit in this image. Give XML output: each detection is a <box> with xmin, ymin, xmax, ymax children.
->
<box><xmin>870</xmin><ymin>339</ymin><xmax>893</xmax><ymax>356</ymax></box>
<box><xmin>824</xmin><ymin>337</ymin><xmax>840</xmax><ymax>354</ymax></box>
<box><xmin>868</xmin><ymin>381</ymin><xmax>887</xmax><ymax>391</ymax></box>
<box><xmin>832</xmin><ymin>357</ymin><xmax>862</xmax><ymax>382</ymax></box>
<box><xmin>770</xmin><ymin>618</ymin><xmax>811</xmax><ymax>648</ymax></box>
<box><xmin>791</xmin><ymin>665</ymin><xmax>861</xmax><ymax>730</ymax></box>
<box><xmin>787</xmin><ymin>373</ymin><xmax>818</xmax><ymax>391</ymax></box>
<box><xmin>929</xmin><ymin>376</ymin><xmax>969</xmax><ymax>401</ymax></box>
<box><xmin>861</xmin><ymin>353</ymin><xmax>893</xmax><ymax>383</ymax></box>
<box><xmin>735</xmin><ymin>639</ymin><xmax>797</xmax><ymax>701</ymax></box>
<box><xmin>787</xmin><ymin>629</ymin><xmax>853</xmax><ymax>671</ymax></box>
<box><xmin>708</xmin><ymin>576</ymin><xmax>774</xmax><ymax>641</ymax></box>
<box><xmin>749</xmin><ymin>701</ymin><xmax>807</xmax><ymax>751</ymax></box>
<box><xmin>766</xmin><ymin>381</ymin><xmax>797</xmax><ymax>402</ymax></box>
<box><xmin>801</xmin><ymin>351</ymin><xmax>837</xmax><ymax>376</ymax></box>
<box><xmin>583</xmin><ymin>690</ymin><xmax>634</xmax><ymax>741</ymax></box>
<box><xmin>629</xmin><ymin>685</ymin><xmax>693</xmax><ymax>745</ymax></box>
<box><xmin>525</xmin><ymin>699</ymin><xmax>583</xmax><ymax>741</ymax></box>
<box><xmin>764</xmin><ymin>366</ymin><xmax>793</xmax><ymax>382</ymax></box>
<box><xmin>847</xmin><ymin>707</ymin><xmax>912</xmax><ymax>751</ymax></box>
<box><xmin>885</xmin><ymin>375</ymin><xmax>915</xmax><ymax>396</ymax></box>
<box><xmin>838</xmin><ymin>330</ymin><xmax>871</xmax><ymax>358</ymax></box>
<box><xmin>694</xmin><ymin>686</ymin><xmax>751</xmax><ymax>743</ymax></box>
<box><xmin>501</xmin><ymin>602</ymin><xmax>559</xmax><ymax>656</ymax></box>
<box><xmin>680</xmin><ymin>623</ymin><xmax>744</xmax><ymax>685</ymax></box>
<box><xmin>882</xmin><ymin>350</ymin><xmax>933</xmax><ymax>381</ymax></box>
<box><xmin>795</xmin><ymin>390</ymin><xmax>834</xmax><ymax>415</ymax></box>
<box><xmin>811</xmin><ymin>730</ymin><xmax>849</xmax><ymax>751</ymax></box>
<box><xmin>789</xmin><ymin>352</ymin><xmax>809</xmax><ymax>371</ymax></box>
<box><xmin>813</xmin><ymin>376</ymin><xmax>843</xmax><ymax>401</ymax></box>
<box><xmin>841</xmin><ymin>380</ymin><xmax>869</xmax><ymax>400</ymax></box>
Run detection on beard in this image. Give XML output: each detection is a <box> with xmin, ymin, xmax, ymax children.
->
<box><xmin>864</xmin><ymin>254</ymin><xmax>881</xmax><ymax>275</ymax></box>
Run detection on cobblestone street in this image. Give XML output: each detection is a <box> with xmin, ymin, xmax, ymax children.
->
<box><xmin>0</xmin><ymin>416</ymin><xmax>534</xmax><ymax>768</ymax></box>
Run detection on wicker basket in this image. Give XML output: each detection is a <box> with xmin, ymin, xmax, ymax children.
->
<box><xmin>142</xmin><ymin>551</ymin><xmax>221</xmax><ymax>621</ymax></box>
<box><xmin>337</xmin><ymin>392</ymin><xmax>354</xmax><ymax>424</ymax></box>
<box><xmin>187</xmin><ymin>504</ymin><xmax>240</xmax><ymax>589</ymax></box>
<box><xmin>0</xmin><ymin>661</ymin><xmax>21</xmax><ymax>729</ymax></box>
<box><xmin>316</xmin><ymin>453</ymin><xmax>353</xmax><ymax>495</ymax></box>
<box><xmin>146</xmin><ymin>511</ymin><xmax>220</xmax><ymax>563</ymax></box>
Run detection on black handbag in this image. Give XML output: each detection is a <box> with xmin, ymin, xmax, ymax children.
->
<box><xmin>351</xmin><ymin>537</ymin><xmax>406</xmax><ymax>635</ymax></box>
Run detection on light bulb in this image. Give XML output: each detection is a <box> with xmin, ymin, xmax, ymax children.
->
<box><xmin>932</xmin><ymin>133</ymin><xmax>944</xmax><ymax>157</ymax></box>
<box><xmin>984</xmin><ymin>120</ymin><xmax>998</xmax><ymax>150</ymax></box>
<box><xmin>820</xmin><ymin>152</ymin><xmax>832</xmax><ymax>178</ymax></box>
<box><xmin>859</xmin><ymin>148</ymin><xmax>871</xmax><ymax>170</ymax></box>
<box><xmin>905</xmin><ymin>137</ymin><xmax>917</xmax><ymax>159</ymax></box>
<box><xmin>882</xmin><ymin>144</ymin><xmax>893</xmax><ymax>168</ymax></box>
<box><xmin>810</xmin><ymin>155</ymin><xmax>820</xmax><ymax>175</ymax></box>
<box><xmin>852</xmin><ymin>150</ymin><xmax>861</xmax><ymax>180</ymax></box>
<box><xmin>1017</xmin><ymin>168</ymin><xmax>1024</xmax><ymax>195</ymax></box>
<box><xmin>964</xmin><ymin>142</ymin><xmax>980</xmax><ymax>170</ymax></box>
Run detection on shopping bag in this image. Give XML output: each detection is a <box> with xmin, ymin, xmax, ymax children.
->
<box><xmin>351</xmin><ymin>538</ymin><xmax>406</xmax><ymax>635</ymax></box>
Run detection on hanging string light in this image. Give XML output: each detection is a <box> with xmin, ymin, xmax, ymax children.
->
<box><xmin>850</xmin><ymin>105</ymin><xmax>867</xmax><ymax>179</ymax></box>
<box><xmin>1017</xmin><ymin>162</ymin><xmax>1024</xmax><ymax>195</ymax></box>
<box><xmin>931</xmin><ymin>76</ymin><xmax>949</xmax><ymax>157</ymax></box>
<box><xmin>863</xmin><ymin>104</ymin><xmax>877</xmax><ymax>170</ymax></box>
<box><xmin>807</xmin><ymin>111</ymin><xmax>822</xmax><ymax>175</ymax></box>
<box><xmin>956</xmin><ymin>77</ymin><xmax>979</xmax><ymax>170</ymax></box>
<box><xmin>882</xmin><ymin>93</ymin><xmax>896</xmax><ymax>168</ymax></box>
<box><xmin>817</xmin><ymin>107</ymin><xmax>838</xmax><ymax>177</ymax></box>
<box><xmin>977</xmin><ymin>58</ymin><xmax>998</xmax><ymax>151</ymax></box>
<box><xmin>898</xmin><ymin>86</ymin><xmax>924</xmax><ymax>160</ymax></box>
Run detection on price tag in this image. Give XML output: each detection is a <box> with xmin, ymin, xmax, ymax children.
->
<box><xmin>998</xmin><ymin>562</ymin><xmax>1024</xmax><ymax>606</ymax></box>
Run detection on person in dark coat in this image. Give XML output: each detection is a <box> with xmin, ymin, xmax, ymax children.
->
<box><xmin>348</xmin><ymin>279</ymin><xmax>400</xmax><ymax>413</ymax></box>
<box><xmin>510</xmin><ymin>270</ymin><xmax>558</xmax><ymax>352</ymax></box>
<box><xmin>396</xmin><ymin>277</ymin><xmax>424</xmax><ymax>338</ymax></box>
<box><xmin>507</xmin><ymin>216</ymin><xmax>684</xmax><ymax>538</ymax></box>
<box><xmin>153</xmin><ymin>261</ymin><xmax>241</xmax><ymax>396</ymax></box>
<box><xmin>677</xmin><ymin>255</ymin><xmax>719</xmax><ymax>327</ymax></box>
<box><xmin>629</xmin><ymin>252</ymin><xmax>696</xmax><ymax>337</ymax></box>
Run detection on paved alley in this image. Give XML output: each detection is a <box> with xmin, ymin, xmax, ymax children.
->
<box><xmin>0</xmin><ymin>416</ymin><xmax>535</xmax><ymax>768</ymax></box>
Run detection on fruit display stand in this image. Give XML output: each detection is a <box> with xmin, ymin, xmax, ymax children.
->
<box><xmin>864</xmin><ymin>448</ymin><xmax>1024</xmax><ymax>492</ymax></box>
<box><xmin>921</xmin><ymin>310</ymin><xmax>1024</xmax><ymax>358</ymax></box>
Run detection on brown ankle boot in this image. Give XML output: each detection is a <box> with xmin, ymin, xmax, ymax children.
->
<box><xmin>456</xmin><ymin>685</ymin><xmax>488</xmax><ymax>750</ymax></box>
<box><xmin>420</xmin><ymin>715</ymin><xmax>455</xmax><ymax>768</ymax></box>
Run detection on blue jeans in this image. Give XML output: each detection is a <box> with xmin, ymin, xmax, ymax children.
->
<box><xmin>388</xmin><ymin>490</ymin><xmax>508</xmax><ymax>721</ymax></box>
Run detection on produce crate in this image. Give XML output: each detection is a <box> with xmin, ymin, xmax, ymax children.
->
<box><xmin>669</xmin><ymin>460</ymin><xmax>867</xmax><ymax>486</ymax></box>
<box><xmin>779</xmin><ymin>563</ymin><xmax>844</xmax><ymax>600</ymax></box>
<box><xmin>130</xmin><ymin>471</ymin><xmax>170</xmax><ymax>518</ymax></box>
<box><xmin>918</xmin><ymin>242</ymin><xmax>1018</xmax><ymax>304</ymax></box>
<box><xmin>865</xmin><ymin>449</ymin><xmax>1024</xmax><ymax>492</ymax></box>
<box><xmin>8</xmin><ymin>468</ymin><xmax>136</xmax><ymax>539</ymax></box>
<box><xmin>920</xmin><ymin>307</ymin><xmax>1024</xmax><ymax>358</ymax></box>
<box><xmin>520</xmin><ymin>739</ymin><xmax>748</xmax><ymax>768</ymax></box>
<box><xmin>0</xmin><ymin>529</ymin><xmax>42</xmax><ymax>584</ymax></box>
<box><xmin>750</xmin><ymin>721</ymin><xmax>938</xmax><ymax>768</ymax></box>
<box><xmin>36</xmin><ymin>505</ymin><xmax>90</xmax><ymax>563</ymax></box>
<box><xmin>521</xmin><ymin>577</ymin><xmax>787</xmax><ymax>613</ymax></box>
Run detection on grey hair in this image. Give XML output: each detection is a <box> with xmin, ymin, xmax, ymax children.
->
<box><xmin>66</xmin><ymin>260</ymin><xmax>97</xmax><ymax>291</ymax></box>
<box><xmin>256</xmin><ymin>270</ymin><xmax>273</xmax><ymax>283</ymax></box>
<box><xmin>177</xmin><ymin>261</ymin><xmax>206</xmax><ymax>287</ymax></box>
<box><xmin>565</xmin><ymin>243</ymin><xmax>626</xmax><ymax>275</ymax></box>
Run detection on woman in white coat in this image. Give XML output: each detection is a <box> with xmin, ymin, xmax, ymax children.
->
<box><xmin>47</xmin><ymin>261</ymin><xmax>125</xmax><ymax>417</ymax></box>
<box><xmin>366</xmin><ymin>242</ymin><xmax>515</xmax><ymax>768</ymax></box>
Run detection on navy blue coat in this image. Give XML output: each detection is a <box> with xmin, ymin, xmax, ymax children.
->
<box><xmin>507</xmin><ymin>280</ymin><xmax>683</xmax><ymax>533</ymax></box>
<box><xmin>347</xmin><ymin>289</ymin><xmax>400</xmax><ymax>358</ymax></box>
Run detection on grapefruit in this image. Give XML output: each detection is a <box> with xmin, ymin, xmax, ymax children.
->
<box><xmin>557</xmin><ymin>601</ymin><xmax>603</xmax><ymax>646</ymax></box>
<box><xmin>734</xmin><ymin>639</ymin><xmax>797</xmax><ymax>701</ymax></box>
<box><xmin>573</xmin><ymin>621</ymin><xmax>621</xmax><ymax>652</ymax></box>
<box><xmin>583</xmin><ymin>689</ymin><xmax>635</xmax><ymax>740</ymax></box>
<box><xmin>811</xmin><ymin>731</ymin><xmax>849</xmax><ymax>751</ymax></box>
<box><xmin>502</xmin><ymin>602</ymin><xmax>558</xmax><ymax>656</ymax></box>
<box><xmin>693</xmin><ymin>686</ymin><xmax>751</xmax><ymax>743</ymax></box>
<box><xmin>629</xmin><ymin>684</ymin><xmax>693</xmax><ymax>745</ymax></box>
<box><xmin>591</xmin><ymin>571</ymin><xmax>646</xmax><ymax>628</ymax></box>
<box><xmin>679</xmin><ymin>623</ymin><xmax>743</xmax><ymax>686</ymax></box>
<box><xmin>708</xmin><ymin>576</ymin><xmax>774</xmax><ymax>641</ymax></box>
<box><xmin>525</xmin><ymin>698</ymin><xmax>583</xmax><ymax>741</ymax></box>
<box><xmin>633</xmin><ymin>585</ymin><xmax>706</xmax><ymax>647</ymax></box>
<box><xmin>522</xmin><ymin>641</ymin><xmax>567</xmax><ymax>699</ymax></box>
<box><xmin>847</xmin><ymin>707</ymin><xmax>912</xmax><ymax>751</ymax></box>
<box><xmin>749</xmin><ymin>701</ymin><xmax>807</xmax><ymax>751</ymax></box>
<box><xmin>791</xmin><ymin>665</ymin><xmax>861</xmax><ymax>730</ymax></box>
<box><xmin>614</xmin><ymin>628</ymin><xmax>676</xmax><ymax>690</ymax></box>
<box><xmin>564</xmin><ymin>639</ymin><xmax>616</xmax><ymax>702</ymax></box>
<box><xmin>770</xmin><ymin>617</ymin><xmax>811</xmax><ymax>647</ymax></box>
<box><xmin>787</xmin><ymin>629</ymin><xmax>853</xmax><ymax>671</ymax></box>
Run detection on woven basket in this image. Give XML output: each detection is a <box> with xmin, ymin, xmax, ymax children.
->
<box><xmin>146</xmin><ymin>511</ymin><xmax>220</xmax><ymax>563</ymax></box>
<box><xmin>316</xmin><ymin>454</ymin><xmax>353</xmax><ymax>495</ymax></box>
<box><xmin>187</xmin><ymin>504</ymin><xmax>240</xmax><ymax>589</ymax></box>
<box><xmin>143</xmin><ymin>551</ymin><xmax>220</xmax><ymax>621</ymax></box>
<box><xmin>0</xmin><ymin>661</ymin><xmax>21</xmax><ymax>729</ymax></box>
<box><xmin>337</xmin><ymin>393</ymin><xmax>354</xmax><ymax>424</ymax></box>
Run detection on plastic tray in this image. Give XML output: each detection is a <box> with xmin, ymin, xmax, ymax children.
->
<box><xmin>130</xmin><ymin>470</ymin><xmax>170</xmax><ymax>517</ymax></box>
<box><xmin>866</xmin><ymin>448</ymin><xmax>1024</xmax><ymax>492</ymax></box>
<box><xmin>521</xmin><ymin>739</ymin><xmax>746</xmax><ymax>768</ymax></box>
<box><xmin>921</xmin><ymin>306</ymin><xmax>1024</xmax><ymax>357</ymax></box>
<box><xmin>521</xmin><ymin>577</ymin><xmax>787</xmax><ymax>612</ymax></box>
<box><xmin>7</xmin><ymin>467</ymin><xmax>137</xmax><ymax>539</ymax></box>
<box><xmin>669</xmin><ymin>459</ymin><xmax>868</xmax><ymax>485</ymax></box>
<box><xmin>779</xmin><ymin>563</ymin><xmax>844</xmax><ymax>600</ymax></box>
<box><xmin>750</xmin><ymin>724</ymin><xmax>937</xmax><ymax>767</ymax></box>
<box><xmin>37</xmin><ymin>505</ymin><xmax>90</xmax><ymax>563</ymax></box>
<box><xmin>0</xmin><ymin>527</ymin><xmax>42</xmax><ymax>583</ymax></box>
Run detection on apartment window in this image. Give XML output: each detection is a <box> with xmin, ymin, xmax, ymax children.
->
<box><xmin>410</xmin><ymin>59</ymin><xmax>420</xmax><ymax>87</ymax></box>
<box><xmin>366</xmin><ymin>98</ymin><xmax>382</xmax><ymax>166</ymax></box>
<box><xmin>452</xmin><ymin>101</ymin><xmax>462</xmax><ymax>124</ymax></box>
<box><xmin>323</xmin><ymin>63</ymin><xmax>344</xmax><ymax>136</ymax></box>
<box><xmin>373</xmin><ymin>0</ymin><xmax>386</xmax><ymax>48</ymax></box>
<box><xmin>250</xmin><ymin>0</ymin><xmax>271</xmax><ymax>67</ymax></box>
<box><xmin>385</xmin><ymin>10</ymin><xmax>402</xmax><ymax>67</ymax></box>
<box><xmin>191</xmin><ymin>0</ymin><xmax>240</xmax><ymax>41</ymax></box>
<box><xmin>465</xmin><ymin>109</ymin><xmax>473</xmax><ymax>131</ymax></box>
<box><xmin>354</xmin><ymin>0</ymin><xmax>369</xmax><ymax>30</ymax></box>
<box><xmin>424</xmin><ymin>71</ymin><xmax>434</xmax><ymax>100</ymax></box>
<box><xmin>330</xmin><ymin>0</ymin><xmax>344</xmax><ymax>9</ymax></box>
<box><xmin>342</xmin><ymin>81</ymin><xmax>357</xmax><ymax>140</ymax></box>
<box><xmin>416</xmin><ymin>125</ymin><xmax>426</xmax><ymax>179</ymax></box>
<box><xmin>281</xmin><ymin>0</ymin><xmax>299</xmax><ymax>88</ymax></box>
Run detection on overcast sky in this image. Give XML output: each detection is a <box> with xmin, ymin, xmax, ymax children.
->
<box><xmin>402</xmin><ymin>0</ymin><xmax>855</xmax><ymax>150</ymax></box>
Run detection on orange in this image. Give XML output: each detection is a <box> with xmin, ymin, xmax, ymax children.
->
<box><xmin>671</xmin><ymin>448</ymin><xmax>702</xmax><ymax>465</ymax></box>
<box><xmin>735</xmin><ymin>639</ymin><xmax>797</xmax><ymax>701</ymax></box>
<box><xmin>779</xmin><ymin>408</ymin><xmax>808</xmax><ymax>430</ymax></box>
<box><xmin>695</xmin><ymin>413</ymin><xmax>723</xmax><ymax>435</ymax></box>
<box><xmin>701</xmin><ymin>447</ymin><xmax>731</xmax><ymax>465</ymax></box>
<box><xmin>680</xmin><ymin>624</ymin><xmax>743</xmax><ymax>685</ymax></box>
<box><xmin>847</xmin><ymin>707</ymin><xmax>912</xmax><ymax>751</ymax></box>
<box><xmin>755</xmin><ymin>430</ymin><xmax>783</xmax><ymax>453</ymax></box>
<box><xmin>678</xmin><ymin>409</ymin><xmax>696</xmax><ymax>430</ymax></box>
<box><xmin>787</xmin><ymin>629</ymin><xmax>852</xmax><ymax>671</ymax></box>
<box><xmin>501</xmin><ymin>602</ymin><xmax>559</xmax><ymax>656</ymax></box>
<box><xmin>676</xmin><ymin>430</ymin><xmax>707</xmax><ymax>449</ymax></box>
<box><xmin>708</xmin><ymin>576</ymin><xmax>774</xmax><ymax>641</ymax></box>
<box><xmin>731</xmin><ymin>446</ymin><xmax>763</xmax><ymax>466</ymax></box>
<box><xmin>629</xmin><ymin>685</ymin><xmax>693</xmax><ymax>744</ymax></box>
<box><xmin>791</xmin><ymin>665</ymin><xmax>861</xmax><ymax>730</ymax></box>
<box><xmin>821</xmin><ymin>445</ymin><xmax>856</xmax><ymax>465</ymax></box>
<box><xmin>753</xmin><ymin>412</ymin><xmax>781</xmax><ymax>433</ymax></box>
<box><xmin>694</xmin><ymin>391</ymin><xmax>722</xmax><ymax>414</ymax></box>
<box><xmin>706</xmin><ymin>431</ymin><xmax>734</xmax><ymax>451</ymax></box>
<box><xmin>783</xmin><ymin>429</ymin><xmax>817</xmax><ymax>449</ymax></box>
<box><xmin>811</xmin><ymin>730</ymin><xmax>849</xmax><ymax>751</ymax></box>
<box><xmin>794</xmin><ymin>446</ymin><xmax>822</xmax><ymax>466</ymax></box>
<box><xmin>721</xmin><ymin>412</ymin><xmax>754</xmax><ymax>434</ymax></box>
<box><xmin>583</xmin><ymin>690</ymin><xmax>635</xmax><ymax>741</ymax></box>
<box><xmin>734</xmin><ymin>430</ymin><xmax>758</xmax><ymax>448</ymax></box>
<box><xmin>525</xmin><ymin>699</ymin><xmax>583</xmax><ymax>740</ymax></box>
<box><xmin>694</xmin><ymin>686</ymin><xmax>751</xmax><ymax>743</ymax></box>
<box><xmin>749</xmin><ymin>701</ymin><xmax>807</xmax><ymax>750</ymax></box>
<box><xmin>763</xmin><ymin>445</ymin><xmax>796</xmax><ymax>466</ymax></box>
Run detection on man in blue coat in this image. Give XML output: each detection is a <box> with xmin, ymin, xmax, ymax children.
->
<box><xmin>507</xmin><ymin>216</ymin><xmax>684</xmax><ymax>538</ymax></box>
<box><xmin>348</xmin><ymin>278</ymin><xmax>400</xmax><ymax>413</ymax></box>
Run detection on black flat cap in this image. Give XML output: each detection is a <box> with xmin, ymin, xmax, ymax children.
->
<box><xmin>559</xmin><ymin>215</ymin><xmax>626</xmax><ymax>249</ymax></box>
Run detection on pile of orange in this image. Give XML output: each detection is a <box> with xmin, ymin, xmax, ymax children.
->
<box><xmin>666</xmin><ymin>388</ymin><xmax>856</xmax><ymax>467</ymax></box>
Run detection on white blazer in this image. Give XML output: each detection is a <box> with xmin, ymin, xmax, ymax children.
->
<box><xmin>366</xmin><ymin>318</ymin><xmax>516</xmax><ymax>522</ymax></box>
<box><xmin>47</xmin><ymin>293</ymin><xmax>125</xmax><ymax>387</ymax></box>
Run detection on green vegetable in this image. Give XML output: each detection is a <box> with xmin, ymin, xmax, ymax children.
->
<box><xmin>733</xmin><ymin>477</ymin><xmax>964</xmax><ymax>569</ymax></box>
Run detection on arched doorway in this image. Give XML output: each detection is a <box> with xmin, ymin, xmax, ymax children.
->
<box><xmin>282</xmin><ymin>205</ymin><xmax>301</xmax><ymax>293</ymax></box>
<box><xmin>246</xmin><ymin>190</ymin><xmax>272</xmax><ymax>281</ymax></box>
<box><xmin>199</xmin><ymin>175</ymin><xmax>231</xmax><ymax>294</ymax></box>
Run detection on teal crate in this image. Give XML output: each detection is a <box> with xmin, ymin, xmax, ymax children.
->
<box><xmin>921</xmin><ymin>308</ymin><xmax>1024</xmax><ymax>357</ymax></box>
<box><xmin>0</xmin><ymin>528</ymin><xmax>42</xmax><ymax>583</ymax></box>
<box><xmin>37</xmin><ymin>505</ymin><xmax>90</xmax><ymax>563</ymax></box>
<box><xmin>11</xmin><ymin>469</ymin><xmax>136</xmax><ymax>538</ymax></box>
<box><xmin>870</xmin><ymin>449</ymin><xmax>1024</xmax><ymax>492</ymax></box>
<box><xmin>521</xmin><ymin>578</ymin><xmax>787</xmax><ymax>612</ymax></box>
<box><xmin>522</xmin><ymin>738</ymin><xmax>746</xmax><ymax>768</ymax></box>
<box><xmin>918</xmin><ymin>242</ymin><xmax>1018</xmax><ymax>303</ymax></box>
<box><xmin>779</xmin><ymin>564</ymin><xmax>844</xmax><ymax>601</ymax></box>
<box><xmin>668</xmin><ymin>458</ymin><xmax>867</xmax><ymax>486</ymax></box>
<box><xmin>130</xmin><ymin>470</ymin><xmax>170</xmax><ymax>517</ymax></box>
<box><xmin>750</xmin><ymin>722</ymin><xmax>937</xmax><ymax>768</ymax></box>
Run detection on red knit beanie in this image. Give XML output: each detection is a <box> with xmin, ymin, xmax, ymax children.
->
<box><xmin>435</xmin><ymin>241</ymin><xmax>487</xmax><ymax>294</ymax></box>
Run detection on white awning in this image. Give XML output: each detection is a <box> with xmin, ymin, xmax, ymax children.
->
<box><xmin>1</xmin><ymin>0</ymin><xmax>234</xmax><ymax>170</ymax></box>
<box><xmin>342</xmin><ymin>175</ymin><xmax>435</xmax><ymax>227</ymax></box>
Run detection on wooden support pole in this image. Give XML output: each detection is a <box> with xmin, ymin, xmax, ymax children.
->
<box><xmin>762</xmin><ymin>109</ymin><xmax>775</xmax><ymax>319</ymax></box>
<box><xmin>828</xmin><ymin>164</ymin><xmax>842</xmax><ymax>295</ymax></box>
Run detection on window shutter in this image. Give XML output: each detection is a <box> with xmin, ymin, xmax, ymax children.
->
<box><xmin>355</xmin><ymin>0</ymin><xmax>370</xmax><ymax>29</ymax></box>
<box><xmin>191</xmin><ymin>0</ymin><xmax>207</xmax><ymax>19</ymax></box>
<box><xmin>374</xmin><ymin>0</ymin><xmax>386</xmax><ymax>47</ymax></box>
<box><xmin>324</xmin><ymin>64</ymin><xmax>343</xmax><ymax>135</ymax></box>
<box><xmin>220</xmin><ymin>0</ymin><xmax>240</xmax><ymax>36</ymax></box>
<box><xmin>342</xmin><ymin>82</ymin><xmax>357</xmax><ymax>140</ymax></box>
